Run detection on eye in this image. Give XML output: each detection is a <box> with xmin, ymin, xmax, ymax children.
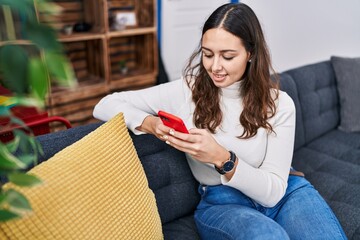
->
<box><xmin>223</xmin><ymin>56</ymin><xmax>234</xmax><ymax>60</ymax></box>
<box><xmin>202</xmin><ymin>53</ymin><xmax>213</xmax><ymax>58</ymax></box>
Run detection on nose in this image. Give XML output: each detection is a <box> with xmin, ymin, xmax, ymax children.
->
<box><xmin>212</xmin><ymin>56</ymin><xmax>222</xmax><ymax>72</ymax></box>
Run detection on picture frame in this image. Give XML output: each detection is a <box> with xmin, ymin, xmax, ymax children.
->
<box><xmin>114</xmin><ymin>11</ymin><xmax>137</xmax><ymax>29</ymax></box>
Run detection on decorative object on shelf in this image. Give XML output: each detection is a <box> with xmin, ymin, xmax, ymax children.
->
<box><xmin>119</xmin><ymin>60</ymin><xmax>128</xmax><ymax>74</ymax></box>
<box><xmin>118</xmin><ymin>11</ymin><xmax>137</xmax><ymax>26</ymax></box>
<box><xmin>73</xmin><ymin>22</ymin><xmax>92</xmax><ymax>33</ymax></box>
<box><xmin>110</xmin><ymin>13</ymin><xmax>124</xmax><ymax>31</ymax></box>
<box><xmin>62</xmin><ymin>25</ymin><xmax>73</xmax><ymax>35</ymax></box>
<box><xmin>112</xmin><ymin>11</ymin><xmax>137</xmax><ymax>30</ymax></box>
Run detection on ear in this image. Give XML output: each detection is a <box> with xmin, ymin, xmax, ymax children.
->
<box><xmin>247</xmin><ymin>52</ymin><xmax>252</xmax><ymax>62</ymax></box>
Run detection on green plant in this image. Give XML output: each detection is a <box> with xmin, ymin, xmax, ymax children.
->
<box><xmin>119</xmin><ymin>60</ymin><xmax>128</xmax><ymax>74</ymax></box>
<box><xmin>0</xmin><ymin>0</ymin><xmax>76</xmax><ymax>221</ymax></box>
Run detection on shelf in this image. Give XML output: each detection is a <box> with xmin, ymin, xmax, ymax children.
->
<box><xmin>47</xmin><ymin>93</ymin><xmax>105</xmax><ymax>129</ymax></box>
<box><xmin>109</xmin><ymin>32</ymin><xmax>157</xmax><ymax>84</ymax></box>
<box><xmin>49</xmin><ymin>83</ymin><xmax>108</xmax><ymax>105</ymax></box>
<box><xmin>42</xmin><ymin>0</ymin><xmax>158</xmax><ymax>128</ymax></box>
<box><xmin>58</xmin><ymin>33</ymin><xmax>105</xmax><ymax>42</ymax></box>
<box><xmin>0</xmin><ymin>0</ymin><xmax>158</xmax><ymax>128</ymax></box>
<box><xmin>39</xmin><ymin>0</ymin><xmax>105</xmax><ymax>35</ymax></box>
<box><xmin>109</xmin><ymin>72</ymin><xmax>157</xmax><ymax>91</ymax></box>
<box><xmin>51</xmin><ymin>39</ymin><xmax>107</xmax><ymax>91</ymax></box>
<box><xmin>107</xmin><ymin>27</ymin><xmax>156</xmax><ymax>38</ymax></box>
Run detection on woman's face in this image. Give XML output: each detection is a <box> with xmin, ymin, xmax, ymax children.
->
<box><xmin>201</xmin><ymin>28</ymin><xmax>251</xmax><ymax>88</ymax></box>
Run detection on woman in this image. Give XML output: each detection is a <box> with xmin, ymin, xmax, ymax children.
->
<box><xmin>93</xmin><ymin>3</ymin><xmax>346</xmax><ymax>239</ymax></box>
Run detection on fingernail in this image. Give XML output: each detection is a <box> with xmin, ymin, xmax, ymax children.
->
<box><xmin>169</xmin><ymin>129</ymin><xmax>174</xmax><ymax>135</ymax></box>
<box><xmin>163</xmin><ymin>135</ymin><xmax>168</xmax><ymax>140</ymax></box>
<box><xmin>165</xmin><ymin>140</ymin><xmax>170</xmax><ymax>145</ymax></box>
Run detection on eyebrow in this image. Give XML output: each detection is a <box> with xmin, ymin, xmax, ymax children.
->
<box><xmin>201</xmin><ymin>46</ymin><xmax>237</xmax><ymax>53</ymax></box>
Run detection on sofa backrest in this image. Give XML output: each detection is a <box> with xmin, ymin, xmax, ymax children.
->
<box><xmin>36</xmin><ymin>122</ymin><xmax>103</xmax><ymax>164</ymax></box>
<box><xmin>280</xmin><ymin>60</ymin><xmax>340</xmax><ymax>148</ymax></box>
<box><xmin>278</xmin><ymin>73</ymin><xmax>306</xmax><ymax>150</ymax></box>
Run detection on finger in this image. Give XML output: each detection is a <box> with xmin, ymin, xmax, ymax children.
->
<box><xmin>170</xmin><ymin>143</ymin><xmax>198</xmax><ymax>157</ymax></box>
<box><xmin>169</xmin><ymin>129</ymin><xmax>196</xmax><ymax>143</ymax></box>
<box><xmin>166</xmin><ymin>135</ymin><xmax>195</xmax><ymax>152</ymax></box>
<box><xmin>159</xmin><ymin>134</ymin><xmax>169</xmax><ymax>142</ymax></box>
<box><xmin>188</xmin><ymin>128</ymin><xmax>205</xmax><ymax>135</ymax></box>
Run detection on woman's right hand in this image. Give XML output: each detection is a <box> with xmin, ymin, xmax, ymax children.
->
<box><xmin>136</xmin><ymin>115</ymin><xmax>172</xmax><ymax>141</ymax></box>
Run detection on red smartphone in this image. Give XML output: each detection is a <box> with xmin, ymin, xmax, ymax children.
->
<box><xmin>158</xmin><ymin>110</ymin><xmax>189</xmax><ymax>134</ymax></box>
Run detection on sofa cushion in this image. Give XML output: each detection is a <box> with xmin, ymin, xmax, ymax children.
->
<box><xmin>292</xmin><ymin>129</ymin><xmax>360</xmax><ymax>239</ymax></box>
<box><xmin>162</xmin><ymin>215</ymin><xmax>200</xmax><ymax>240</ymax></box>
<box><xmin>129</xmin><ymin>132</ymin><xmax>201</xmax><ymax>225</ymax></box>
<box><xmin>285</xmin><ymin>61</ymin><xmax>339</xmax><ymax>143</ymax></box>
<box><xmin>0</xmin><ymin>114</ymin><xmax>163</xmax><ymax>239</ymax></box>
<box><xmin>331</xmin><ymin>56</ymin><xmax>360</xmax><ymax>132</ymax></box>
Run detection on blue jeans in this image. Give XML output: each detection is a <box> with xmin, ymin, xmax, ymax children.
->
<box><xmin>194</xmin><ymin>175</ymin><xmax>347</xmax><ymax>240</ymax></box>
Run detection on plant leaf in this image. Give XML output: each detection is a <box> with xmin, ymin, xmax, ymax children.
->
<box><xmin>0</xmin><ymin>0</ymin><xmax>36</xmax><ymax>23</ymax></box>
<box><xmin>10</xmin><ymin>96</ymin><xmax>43</xmax><ymax>108</ymax></box>
<box><xmin>35</xmin><ymin>0</ymin><xmax>63</xmax><ymax>15</ymax></box>
<box><xmin>0</xmin><ymin>144</ymin><xmax>27</xmax><ymax>170</ymax></box>
<box><xmin>13</xmin><ymin>130</ymin><xmax>34</xmax><ymax>153</ymax></box>
<box><xmin>0</xmin><ymin>44</ymin><xmax>28</xmax><ymax>94</ymax></box>
<box><xmin>28</xmin><ymin>57</ymin><xmax>49</xmax><ymax>102</ymax></box>
<box><xmin>0</xmin><ymin>192</ymin><xmax>7</xmax><ymax>206</ymax></box>
<box><xmin>8</xmin><ymin>173</ymin><xmax>42</xmax><ymax>187</ymax></box>
<box><xmin>11</xmin><ymin>129</ymin><xmax>40</xmax><ymax>167</ymax></box>
<box><xmin>0</xmin><ymin>209</ymin><xmax>20</xmax><ymax>222</ymax></box>
<box><xmin>25</xmin><ymin>21</ymin><xmax>61</xmax><ymax>52</ymax></box>
<box><xmin>6</xmin><ymin>189</ymin><xmax>32</xmax><ymax>211</ymax></box>
<box><xmin>9</xmin><ymin>116</ymin><xmax>27</xmax><ymax>129</ymax></box>
<box><xmin>45</xmin><ymin>51</ymin><xmax>77</xmax><ymax>87</ymax></box>
<box><xmin>26</xmin><ymin>134</ymin><xmax>43</xmax><ymax>165</ymax></box>
<box><xmin>12</xmin><ymin>154</ymin><xmax>36</xmax><ymax>168</ymax></box>
<box><xmin>4</xmin><ymin>134</ymin><xmax>20</xmax><ymax>153</ymax></box>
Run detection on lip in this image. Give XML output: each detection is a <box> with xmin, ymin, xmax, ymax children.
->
<box><xmin>212</xmin><ymin>73</ymin><xmax>227</xmax><ymax>82</ymax></box>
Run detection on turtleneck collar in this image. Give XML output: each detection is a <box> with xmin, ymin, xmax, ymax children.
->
<box><xmin>220</xmin><ymin>80</ymin><xmax>243</xmax><ymax>99</ymax></box>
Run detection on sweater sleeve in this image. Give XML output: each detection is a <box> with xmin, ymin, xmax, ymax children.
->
<box><xmin>221</xmin><ymin>92</ymin><xmax>296</xmax><ymax>207</ymax></box>
<box><xmin>93</xmin><ymin>79</ymin><xmax>189</xmax><ymax>134</ymax></box>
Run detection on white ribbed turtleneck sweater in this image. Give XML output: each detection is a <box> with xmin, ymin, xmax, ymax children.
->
<box><xmin>93</xmin><ymin>78</ymin><xmax>296</xmax><ymax>207</ymax></box>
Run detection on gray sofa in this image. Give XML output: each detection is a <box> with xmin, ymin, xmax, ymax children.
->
<box><xmin>35</xmin><ymin>59</ymin><xmax>359</xmax><ymax>239</ymax></box>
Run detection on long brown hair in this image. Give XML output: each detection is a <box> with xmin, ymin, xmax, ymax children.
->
<box><xmin>183</xmin><ymin>3</ymin><xmax>279</xmax><ymax>138</ymax></box>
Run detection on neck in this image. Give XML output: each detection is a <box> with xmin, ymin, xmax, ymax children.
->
<box><xmin>220</xmin><ymin>81</ymin><xmax>242</xmax><ymax>99</ymax></box>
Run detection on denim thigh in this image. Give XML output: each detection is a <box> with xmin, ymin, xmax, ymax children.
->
<box><xmin>194</xmin><ymin>185</ymin><xmax>289</xmax><ymax>240</ymax></box>
<box><xmin>194</xmin><ymin>176</ymin><xmax>347</xmax><ymax>240</ymax></box>
<box><xmin>274</xmin><ymin>176</ymin><xmax>347</xmax><ymax>240</ymax></box>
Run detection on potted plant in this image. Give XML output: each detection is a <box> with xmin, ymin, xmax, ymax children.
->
<box><xmin>119</xmin><ymin>60</ymin><xmax>128</xmax><ymax>75</ymax></box>
<box><xmin>0</xmin><ymin>0</ymin><xmax>76</xmax><ymax>221</ymax></box>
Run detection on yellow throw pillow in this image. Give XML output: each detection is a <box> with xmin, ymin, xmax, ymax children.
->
<box><xmin>0</xmin><ymin>113</ymin><xmax>163</xmax><ymax>240</ymax></box>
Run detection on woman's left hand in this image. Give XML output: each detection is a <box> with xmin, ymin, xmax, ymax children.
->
<box><xmin>164</xmin><ymin>128</ymin><xmax>229</xmax><ymax>166</ymax></box>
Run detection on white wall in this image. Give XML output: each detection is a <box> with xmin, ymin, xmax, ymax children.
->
<box><xmin>241</xmin><ymin>0</ymin><xmax>360</xmax><ymax>72</ymax></box>
<box><xmin>161</xmin><ymin>0</ymin><xmax>360</xmax><ymax>76</ymax></box>
<box><xmin>161</xmin><ymin>0</ymin><xmax>229</xmax><ymax>81</ymax></box>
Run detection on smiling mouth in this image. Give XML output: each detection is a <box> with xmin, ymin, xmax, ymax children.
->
<box><xmin>212</xmin><ymin>73</ymin><xmax>227</xmax><ymax>81</ymax></box>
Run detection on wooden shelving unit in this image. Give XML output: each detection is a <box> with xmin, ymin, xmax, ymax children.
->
<box><xmin>40</xmin><ymin>0</ymin><xmax>158</xmax><ymax>127</ymax></box>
